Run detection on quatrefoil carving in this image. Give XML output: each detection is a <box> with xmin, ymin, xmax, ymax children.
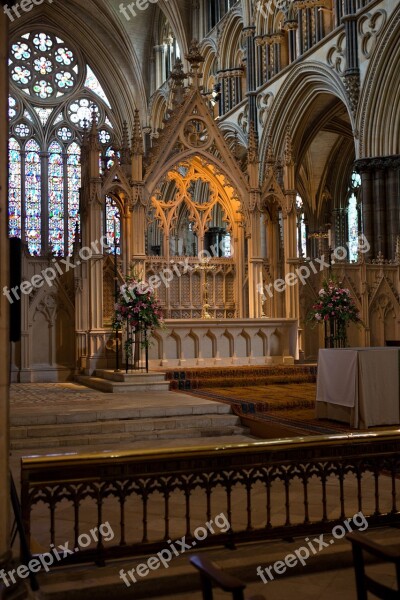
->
<box><xmin>327</xmin><ymin>32</ymin><xmax>346</xmax><ymax>75</ymax></box>
<box><xmin>359</xmin><ymin>10</ymin><xmax>386</xmax><ymax>59</ymax></box>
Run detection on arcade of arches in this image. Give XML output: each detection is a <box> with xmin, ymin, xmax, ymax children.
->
<box><xmin>1</xmin><ymin>2</ymin><xmax>400</xmax><ymax>377</ymax></box>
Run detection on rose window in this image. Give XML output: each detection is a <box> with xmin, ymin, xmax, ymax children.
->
<box><xmin>9</xmin><ymin>32</ymin><xmax>78</xmax><ymax>100</ymax></box>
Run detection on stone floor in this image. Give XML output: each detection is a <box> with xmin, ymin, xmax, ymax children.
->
<box><xmin>8</xmin><ymin>382</ymin><xmax>400</xmax><ymax>599</ymax></box>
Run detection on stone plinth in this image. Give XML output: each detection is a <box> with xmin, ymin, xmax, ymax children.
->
<box><xmin>77</xmin><ymin>370</ymin><xmax>170</xmax><ymax>393</ymax></box>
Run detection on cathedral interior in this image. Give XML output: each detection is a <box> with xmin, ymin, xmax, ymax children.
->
<box><xmin>2</xmin><ymin>0</ymin><xmax>399</xmax><ymax>381</ymax></box>
<box><xmin>0</xmin><ymin>0</ymin><xmax>399</xmax><ymax>597</ymax></box>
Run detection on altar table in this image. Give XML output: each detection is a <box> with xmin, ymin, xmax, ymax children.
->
<box><xmin>316</xmin><ymin>348</ymin><xmax>400</xmax><ymax>428</ymax></box>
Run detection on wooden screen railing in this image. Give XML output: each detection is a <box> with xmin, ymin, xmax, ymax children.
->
<box><xmin>21</xmin><ymin>430</ymin><xmax>400</xmax><ymax>565</ymax></box>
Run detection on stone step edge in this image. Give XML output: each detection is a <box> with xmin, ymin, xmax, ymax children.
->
<box><xmin>10</xmin><ymin>405</ymin><xmax>233</xmax><ymax>426</ymax></box>
<box><xmin>95</xmin><ymin>370</ymin><xmax>167</xmax><ymax>382</ymax></box>
<box><xmin>77</xmin><ymin>376</ymin><xmax>170</xmax><ymax>392</ymax></box>
<box><xmin>10</xmin><ymin>426</ymin><xmax>250</xmax><ymax>449</ymax></box>
<box><xmin>10</xmin><ymin>414</ymin><xmax>242</xmax><ymax>437</ymax></box>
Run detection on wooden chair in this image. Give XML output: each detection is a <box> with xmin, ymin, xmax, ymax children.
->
<box><xmin>189</xmin><ymin>554</ymin><xmax>265</xmax><ymax>600</ymax></box>
<box><xmin>347</xmin><ymin>531</ymin><xmax>400</xmax><ymax>599</ymax></box>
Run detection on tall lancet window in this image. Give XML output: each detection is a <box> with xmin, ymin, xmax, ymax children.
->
<box><xmin>67</xmin><ymin>143</ymin><xmax>81</xmax><ymax>255</ymax></box>
<box><xmin>296</xmin><ymin>194</ymin><xmax>307</xmax><ymax>258</ymax></box>
<box><xmin>348</xmin><ymin>171</ymin><xmax>361</xmax><ymax>262</ymax></box>
<box><xmin>48</xmin><ymin>141</ymin><xmax>64</xmax><ymax>254</ymax></box>
<box><xmin>25</xmin><ymin>139</ymin><xmax>42</xmax><ymax>255</ymax></box>
<box><xmin>9</xmin><ymin>137</ymin><xmax>22</xmax><ymax>239</ymax></box>
<box><xmin>8</xmin><ymin>30</ymin><xmax>116</xmax><ymax>256</ymax></box>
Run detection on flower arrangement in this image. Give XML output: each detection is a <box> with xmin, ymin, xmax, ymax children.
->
<box><xmin>113</xmin><ymin>274</ymin><xmax>164</xmax><ymax>358</ymax></box>
<box><xmin>308</xmin><ymin>279</ymin><xmax>361</xmax><ymax>325</ymax></box>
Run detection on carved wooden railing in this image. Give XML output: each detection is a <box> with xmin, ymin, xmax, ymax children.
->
<box><xmin>21</xmin><ymin>431</ymin><xmax>400</xmax><ymax>565</ymax></box>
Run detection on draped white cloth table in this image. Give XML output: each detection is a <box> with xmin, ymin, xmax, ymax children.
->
<box><xmin>316</xmin><ymin>348</ymin><xmax>400</xmax><ymax>428</ymax></box>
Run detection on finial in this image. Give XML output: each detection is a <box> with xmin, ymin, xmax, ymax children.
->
<box><xmin>185</xmin><ymin>40</ymin><xmax>204</xmax><ymax>88</ymax></box>
<box><xmin>120</xmin><ymin>121</ymin><xmax>130</xmax><ymax>165</ymax></box>
<box><xmin>170</xmin><ymin>58</ymin><xmax>187</xmax><ymax>106</ymax></box>
<box><xmin>131</xmin><ymin>109</ymin><xmax>144</xmax><ymax>156</ymax></box>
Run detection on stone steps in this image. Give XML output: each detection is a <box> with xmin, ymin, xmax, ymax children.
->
<box><xmin>10</xmin><ymin>397</ymin><xmax>249</xmax><ymax>450</ymax></box>
<box><xmin>163</xmin><ymin>364</ymin><xmax>317</xmax><ymax>390</ymax></box>
<box><xmin>11</xmin><ymin>422</ymin><xmax>248</xmax><ymax>450</ymax></box>
<box><xmin>77</xmin><ymin>370</ymin><xmax>171</xmax><ymax>393</ymax></box>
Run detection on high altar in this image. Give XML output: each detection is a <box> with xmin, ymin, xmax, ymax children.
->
<box><xmin>71</xmin><ymin>43</ymin><xmax>301</xmax><ymax>375</ymax></box>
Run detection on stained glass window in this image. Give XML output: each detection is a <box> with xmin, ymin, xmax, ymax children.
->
<box><xmin>9</xmin><ymin>30</ymin><xmax>115</xmax><ymax>256</ymax></box>
<box><xmin>348</xmin><ymin>172</ymin><xmax>361</xmax><ymax>262</ymax></box>
<box><xmin>68</xmin><ymin>98</ymin><xmax>99</xmax><ymax>128</ymax></box>
<box><xmin>105</xmin><ymin>196</ymin><xmax>121</xmax><ymax>254</ymax></box>
<box><xmin>9</xmin><ymin>96</ymin><xmax>18</xmax><ymax>119</ymax></box>
<box><xmin>25</xmin><ymin>139</ymin><xmax>41</xmax><ymax>254</ymax></box>
<box><xmin>67</xmin><ymin>143</ymin><xmax>81</xmax><ymax>255</ymax></box>
<box><xmin>296</xmin><ymin>194</ymin><xmax>307</xmax><ymax>258</ymax></box>
<box><xmin>15</xmin><ymin>122</ymin><xmax>30</xmax><ymax>137</ymax></box>
<box><xmin>8</xmin><ymin>138</ymin><xmax>21</xmax><ymax>238</ymax></box>
<box><xmin>84</xmin><ymin>66</ymin><xmax>111</xmax><ymax>108</ymax></box>
<box><xmin>9</xmin><ymin>32</ymin><xmax>78</xmax><ymax>100</ymax></box>
<box><xmin>48</xmin><ymin>141</ymin><xmax>64</xmax><ymax>255</ymax></box>
<box><xmin>34</xmin><ymin>107</ymin><xmax>53</xmax><ymax>125</ymax></box>
<box><xmin>105</xmin><ymin>146</ymin><xmax>120</xmax><ymax>169</ymax></box>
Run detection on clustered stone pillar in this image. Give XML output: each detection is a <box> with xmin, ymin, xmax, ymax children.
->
<box><xmin>218</xmin><ymin>69</ymin><xmax>243</xmax><ymax>113</ymax></box>
<box><xmin>355</xmin><ymin>156</ymin><xmax>400</xmax><ymax>260</ymax></box>
<box><xmin>0</xmin><ymin>10</ymin><xmax>12</xmax><ymax>598</ymax></box>
<box><xmin>243</xmin><ymin>26</ymin><xmax>257</xmax><ymax>130</ymax></box>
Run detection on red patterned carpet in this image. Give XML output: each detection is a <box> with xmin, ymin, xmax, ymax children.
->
<box><xmin>184</xmin><ymin>382</ymin><xmax>399</xmax><ymax>438</ymax></box>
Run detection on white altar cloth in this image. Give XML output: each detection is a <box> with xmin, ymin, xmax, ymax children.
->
<box><xmin>316</xmin><ymin>348</ymin><xmax>400</xmax><ymax>428</ymax></box>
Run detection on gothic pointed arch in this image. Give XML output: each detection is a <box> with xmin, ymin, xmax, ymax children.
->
<box><xmin>145</xmin><ymin>87</ymin><xmax>249</xmax><ymax>201</ymax></box>
<box><xmin>358</xmin><ymin>3</ymin><xmax>400</xmax><ymax>157</ymax></box>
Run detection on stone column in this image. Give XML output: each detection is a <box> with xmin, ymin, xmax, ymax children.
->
<box><xmin>79</xmin><ymin>123</ymin><xmax>105</xmax><ymax>374</ymax></box>
<box><xmin>154</xmin><ymin>45</ymin><xmax>165</xmax><ymax>89</ymax></box>
<box><xmin>286</xmin><ymin>22</ymin><xmax>298</xmax><ymax>63</ymax></box>
<box><xmin>359</xmin><ymin>168</ymin><xmax>374</xmax><ymax>259</ymax></box>
<box><xmin>271</xmin><ymin>33</ymin><xmax>284</xmax><ymax>75</ymax></box>
<box><xmin>265</xmin><ymin>38</ymin><xmax>271</xmax><ymax>82</ymax></box>
<box><xmin>0</xmin><ymin>8</ymin><xmax>11</xmax><ymax>596</ymax></box>
<box><xmin>342</xmin><ymin>0</ymin><xmax>360</xmax><ymax>115</ymax></box>
<box><xmin>236</xmin><ymin>225</ymin><xmax>245</xmax><ymax>318</ymax></box>
<box><xmin>243</xmin><ymin>27</ymin><xmax>257</xmax><ymax>131</ymax></box>
<box><xmin>356</xmin><ymin>156</ymin><xmax>400</xmax><ymax>260</ymax></box>
<box><xmin>387</xmin><ymin>165</ymin><xmax>399</xmax><ymax>258</ymax></box>
<box><xmin>248</xmin><ymin>206</ymin><xmax>264</xmax><ymax>318</ymax></box>
<box><xmin>255</xmin><ymin>37</ymin><xmax>264</xmax><ymax>87</ymax></box>
<box><xmin>282</xmin><ymin>204</ymin><xmax>299</xmax><ymax>319</ymax></box>
<box><xmin>374</xmin><ymin>168</ymin><xmax>387</xmax><ymax>257</ymax></box>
